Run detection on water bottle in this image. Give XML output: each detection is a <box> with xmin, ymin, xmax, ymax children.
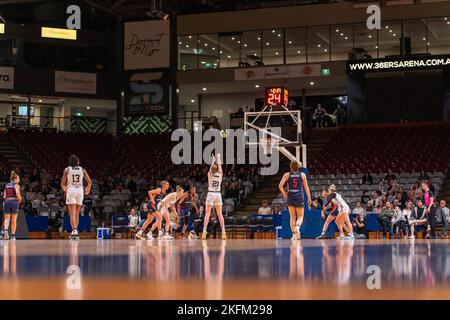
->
<box><xmin>275</xmin><ymin>226</ymin><xmax>282</xmax><ymax>239</ymax></box>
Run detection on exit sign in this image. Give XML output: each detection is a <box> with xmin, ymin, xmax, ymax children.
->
<box><xmin>75</xmin><ymin>112</ymin><xmax>83</xmax><ymax>117</ymax></box>
<box><xmin>322</xmin><ymin>68</ymin><xmax>330</xmax><ymax>76</ymax></box>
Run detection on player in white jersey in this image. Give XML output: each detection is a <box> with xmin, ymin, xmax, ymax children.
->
<box><xmin>202</xmin><ymin>153</ymin><xmax>226</xmax><ymax>240</ymax></box>
<box><xmin>159</xmin><ymin>185</ymin><xmax>184</xmax><ymax>240</ymax></box>
<box><xmin>322</xmin><ymin>184</ymin><xmax>354</xmax><ymax>240</ymax></box>
<box><xmin>61</xmin><ymin>154</ymin><xmax>92</xmax><ymax>240</ymax></box>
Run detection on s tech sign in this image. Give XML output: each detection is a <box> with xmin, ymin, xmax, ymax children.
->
<box><xmin>0</xmin><ymin>67</ymin><xmax>14</xmax><ymax>90</ymax></box>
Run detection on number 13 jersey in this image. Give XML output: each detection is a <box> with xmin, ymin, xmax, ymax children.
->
<box><xmin>67</xmin><ymin>166</ymin><xmax>84</xmax><ymax>188</ymax></box>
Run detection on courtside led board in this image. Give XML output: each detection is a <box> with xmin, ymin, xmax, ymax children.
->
<box><xmin>265</xmin><ymin>87</ymin><xmax>289</xmax><ymax>107</ymax></box>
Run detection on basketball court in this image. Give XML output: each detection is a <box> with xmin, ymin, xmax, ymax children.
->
<box><xmin>1</xmin><ymin>239</ymin><xmax>449</xmax><ymax>300</ymax></box>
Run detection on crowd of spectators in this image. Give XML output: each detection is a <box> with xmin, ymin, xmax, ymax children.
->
<box><xmin>2</xmin><ymin>161</ymin><xmax>449</xmax><ymax>240</ymax></box>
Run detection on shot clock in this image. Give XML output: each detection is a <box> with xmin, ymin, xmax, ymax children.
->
<box><xmin>265</xmin><ymin>86</ymin><xmax>289</xmax><ymax>107</ymax></box>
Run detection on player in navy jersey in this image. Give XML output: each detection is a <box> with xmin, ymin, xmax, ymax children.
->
<box><xmin>2</xmin><ymin>171</ymin><xmax>22</xmax><ymax>240</ymax></box>
<box><xmin>279</xmin><ymin>160</ymin><xmax>311</xmax><ymax>240</ymax></box>
<box><xmin>177</xmin><ymin>186</ymin><xmax>198</xmax><ymax>239</ymax></box>
<box><xmin>136</xmin><ymin>180</ymin><xmax>169</xmax><ymax>240</ymax></box>
<box><xmin>316</xmin><ymin>190</ymin><xmax>339</xmax><ymax>239</ymax></box>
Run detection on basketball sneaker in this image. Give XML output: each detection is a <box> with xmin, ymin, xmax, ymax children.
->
<box><xmin>70</xmin><ymin>230</ymin><xmax>79</xmax><ymax>241</ymax></box>
<box><xmin>146</xmin><ymin>232</ymin><xmax>156</xmax><ymax>240</ymax></box>
<box><xmin>222</xmin><ymin>232</ymin><xmax>227</xmax><ymax>240</ymax></box>
<box><xmin>344</xmin><ymin>234</ymin><xmax>355</xmax><ymax>240</ymax></box>
<box><xmin>162</xmin><ymin>234</ymin><xmax>174</xmax><ymax>240</ymax></box>
<box><xmin>10</xmin><ymin>235</ymin><xmax>16</xmax><ymax>241</ymax></box>
<box><xmin>202</xmin><ymin>231</ymin><xmax>207</xmax><ymax>240</ymax></box>
<box><xmin>136</xmin><ymin>230</ymin><xmax>146</xmax><ymax>240</ymax></box>
<box><xmin>316</xmin><ymin>233</ymin><xmax>327</xmax><ymax>239</ymax></box>
<box><xmin>3</xmin><ymin>231</ymin><xmax>9</xmax><ymax>240</ymax></box>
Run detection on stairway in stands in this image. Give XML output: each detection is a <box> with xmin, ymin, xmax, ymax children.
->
<box><xmin>0</xmin><ymin>133</ymin><xmax>33</xmax><ymax>172</ymax></box>
<box><xmin>236</xmin><ymin>128</ymin><xmax>337</xmax><ymax>216</ymax></box>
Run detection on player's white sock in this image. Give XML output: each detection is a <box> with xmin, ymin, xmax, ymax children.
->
<box><xmin>296</xmin><ymin>226</ymin><xmax>300</xmax><ymax>234</ymax></box>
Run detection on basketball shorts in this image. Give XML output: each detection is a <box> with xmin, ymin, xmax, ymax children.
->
<box><xmin>180</xmin><ymin>207</ymin><xmax>190</xmax><ymax>226</ymax></box>
<box><xmin>3</xmin><ymin>200</ymin><xmax>19</xmax><ymax>214</ymax></box>
<box><xmin>66</xmin><ymin>187</ymin><xmax>84</xmax><ymax>205</ymax></box>
<box><xmin>341</xmin><ymin>205</ymin><xmax>350</xmax><ymax>215</ymax></box>
<box><xmin>287</xmin><ymin>195</ymin><xmax>304</xmax><ymax>208</ymax></box>
<box><xmin>206</xmin><ymin>192</ymin><xmax>223</xmax><ymax>206</ymax></box>
<box><xmin>149</xmin><ymin>201</ymin><xmax>158</xmax><ymax>214</ymax></box>
<box><xmin>329</xmin><ymin>208</ymin><xmax>339</xmax><ymax>217</ymax></box>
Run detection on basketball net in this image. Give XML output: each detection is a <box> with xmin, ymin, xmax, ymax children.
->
<box><xmin>260</xmin><ymin>135</ymin><xmax>278</xmax><ymax>155</ymax></box>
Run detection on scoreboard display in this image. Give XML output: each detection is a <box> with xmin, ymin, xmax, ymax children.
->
<box><xmin>265</xmin><ymin>87</ymin><xmax>289</xmax><ymax>107</ymax></box>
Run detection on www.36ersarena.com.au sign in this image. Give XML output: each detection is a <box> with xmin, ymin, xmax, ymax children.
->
<box><xmin>347</xmin><ymin>54</ymin><xmax>450</xmax><ymax>73</ymax></box>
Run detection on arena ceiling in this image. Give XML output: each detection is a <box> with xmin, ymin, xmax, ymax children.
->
<box><xmin>0</xmin><ymin>0</ymin><xmax>353</xmax><ymax>22</ymax></box>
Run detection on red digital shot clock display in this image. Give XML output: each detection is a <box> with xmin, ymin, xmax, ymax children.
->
<box><xmin>265</xmin><ymin>87</ymin><xmax>289</xmax><ymax>107</ymax></box>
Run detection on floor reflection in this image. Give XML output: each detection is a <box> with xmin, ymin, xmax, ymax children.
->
<box><xmin>1</xmin><ymin>239</ymin><xmax>450</xmax><ymax>290</ymax></box>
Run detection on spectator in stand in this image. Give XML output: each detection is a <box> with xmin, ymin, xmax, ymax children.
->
<box><xmin>166</xmin><ymin>175</ymin><xmax>176</xmax><ymax>189</ymax></box>
<box><xmin>312</xmin><ymin>191</ymin><xmax>323</xmax><ymax>207</ymax></box>
<box><xmin>418</xmin><ymin>170</ymin><xmax>429</xmax><ymax>183</ymax></box>
<box><xmin>384</xmin><ymin>169</ymin><xmax>397</xmax><ymax>184</ymax></box>
<box><xmin>361</xmin><ymin>190</ymin><xmax>371</xmax><ymax>205</ymax></box>
<box><xmin>387</xmin><ymin>190</ymin><xmax>396</xmax><ymax>203</ymax></box>
<box><xmin>313</xmin><ymin>104</ymin><xmax>326</xmax><ymax>128</ymax></box>
<box><xmin>362</xmin><ymin>172</ymin><xmax>373</xmax><ymax>185</ymax></box>
<box><xmin>407</xmin><ymin>185</ymin><xmax>416</xmax><ymax>202</ymax></box>
<box><xmin>333</xmin><ymin>104</ymin><xmax>346</xmax><ymax>127</ymax></box>
<box><xmin>29</xmin><ymin>169</ymin><xmax>40</xmax><ymax>185</ymax></box>
<box><xmin>311</xmin><ymin>198</ymin><xmax>322</xmax><ymax>210</ymax></box>
<box><xmin>409</xmin><ymin>199</ymin><xmax>427</xmax><ymax>239</ymax></box>
<box><xmin>235</xmin><ymin>107</ymin><xmax>244</xmax><ymax>118</ymax></box>
<box><xmin>402</xmin><ymin>201</ymin><xmax>414</xmax><ymax>236</ymax></box>
<box><xmin>138</xmin><ymin>203</ymin><xmax>150</xmax><ymax>227</ymax></box>
<box><xmin>398</xmin><ymin>186</ymin><xmax>408</xmax><ymax>205</ymax></box>
<box><xmin>369</xmin><ymin>190</ymin><xmax>383</xmax><ymax>209</ymax></box>
<box><xmin>128</xmin><ymin>207</ymin><xmax>140</xmax><ymax>233</ymax></box>
<box><xmin>126</xmin><ymin>175</ymin><xmax>137</xmax><ymax>193</ymax></box>
<box><xmin>378</xmin><ymin>201</ymin><xmax>394</xmax><ymax>239</ymax></box>
<box><xmin>435</xmin><ymin>200</ymin><xmax>449</xmax><ymax>238</ymax></box>
<box><xmin>377</xmin><ymin>180</ymin><xmax>387</xmax><ymax>194</ymax></box>
<box><xmin>391</xmin><ymin>205</ymin><xmax>407</xmax><ymax>239</ymax></box>
<box><xmin>410</xmin><ymin>182</ymin><xmax>422</xmax><ymax>201</ymax></box>
<box><xmin>352</xmin><ymin>212</ymin><xmax>367</xmax><ymax>239</ymax></box>
<box><xmin>352</xmin><ymin>202</ymin><xmax>364</xmax><ymax>217</ymax></box>
<box><xmin>272</xmin><ymin>206</ymin><xmax>281</xmax><ymax>215</ymax></box>
<box><xmin>258</xmin><ymin>200</ymin><xmax>272</xmax><ymax>215</ymax></box>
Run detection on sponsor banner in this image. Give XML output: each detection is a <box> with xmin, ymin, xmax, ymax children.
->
<box><xmin>347</xmin><ymin>54</ymin><xmax>450</xmax><ymax>73</ymax></box>
<box><xmin>124</xmin><ymin>70</ymin><xmax>170</xmax><ymax>116</ymax></box>
<box><xmin>124</xmin><ymin>20</ymin><xmax>170</xmax><ymax>70</ymax></box>
<box><xmin>0</xmin><ymin>67</ymin><xmax>14</xmax><ymax>90</ymax></box>
<box><xmin>235</xmin><ymin>64</ymin><xmax>321</xmax><ymax>81</ymax></box>
<box><xmin>55</xmin><ymin>71</ymin><xmax>97</xmax><ymax>94</ymax></box>
<box><xmin>41</xmin><ymin>27</ymin><xmax>77</xmax><ymax>40</ymax></box>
